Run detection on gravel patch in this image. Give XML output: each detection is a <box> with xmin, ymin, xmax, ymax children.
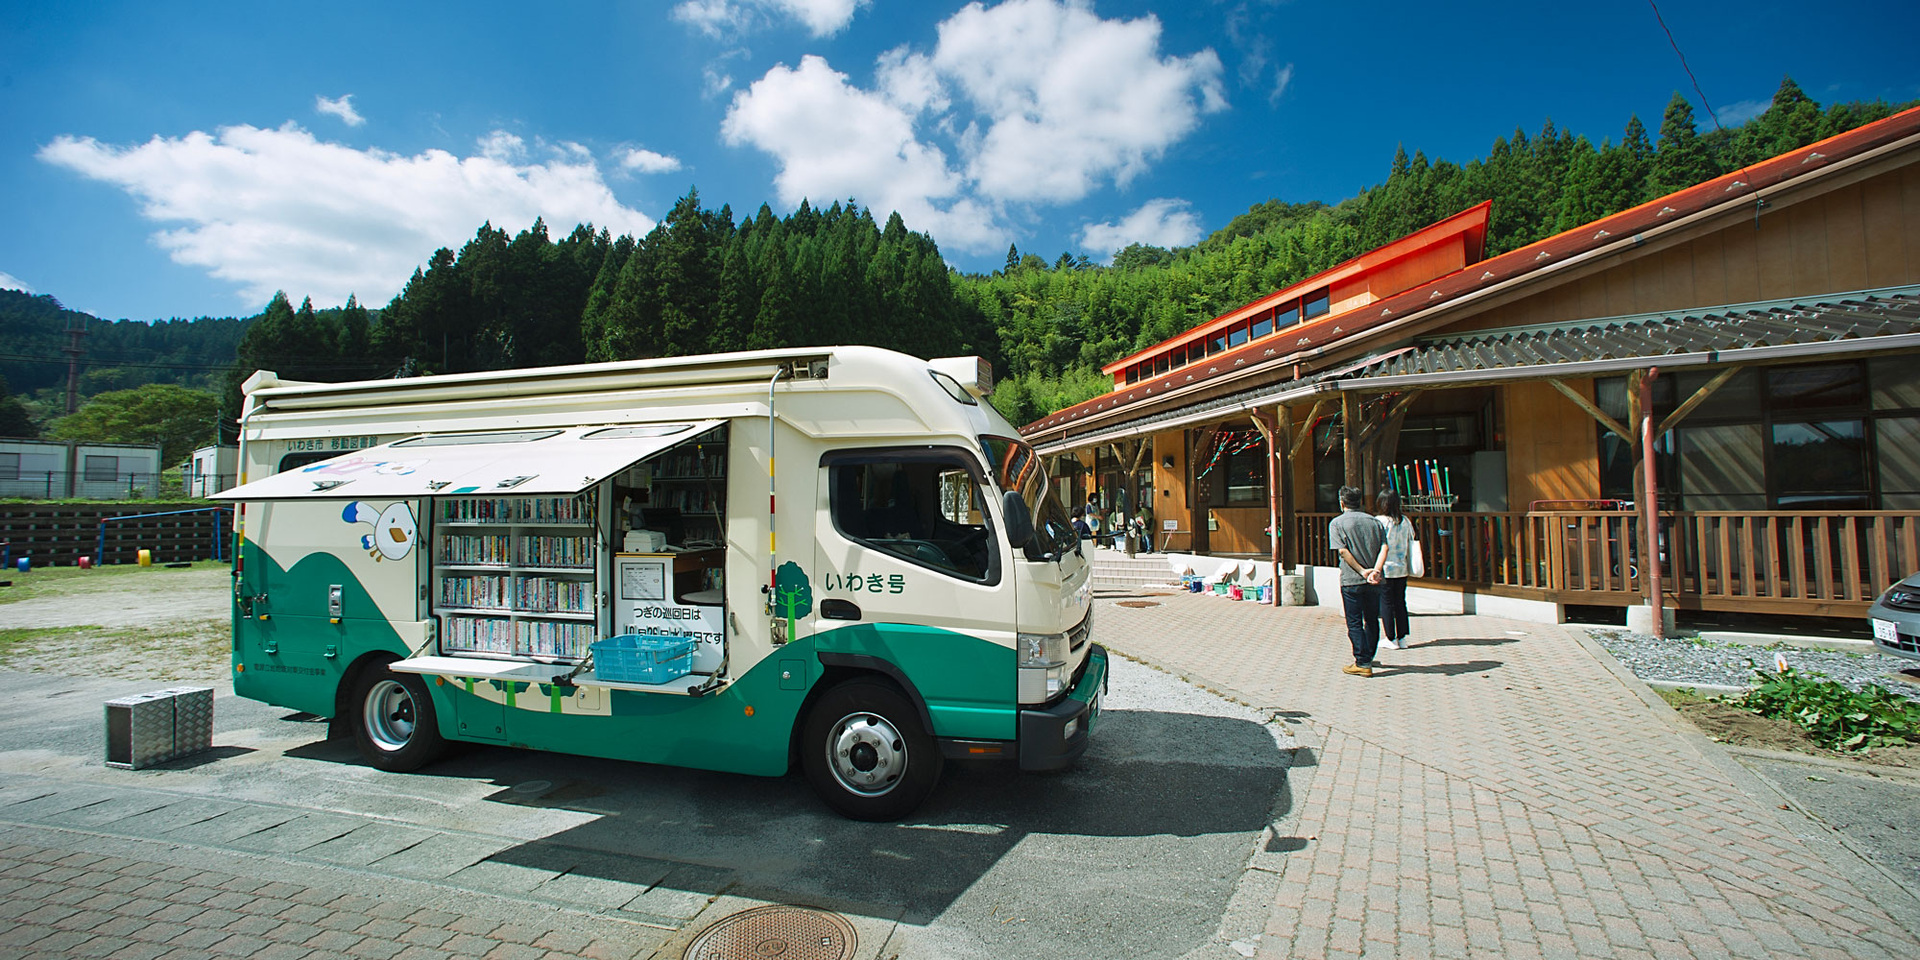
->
<box><xmin>1589</xmin><ymin>628</ymin><xmax>1920</xmax><ymax>702</ymax></box>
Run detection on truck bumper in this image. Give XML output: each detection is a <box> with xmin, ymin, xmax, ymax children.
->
<box><xmin>1017</xmin><ymin>643</ymin><xmax>1107</xmax><ymax>772</ymax></box>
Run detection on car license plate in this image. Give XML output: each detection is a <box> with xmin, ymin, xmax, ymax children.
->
<box><xmin>1873</xmin><ymin>618</ymin><xmax>1900</xmax><ymax>644</ymax></box>
<box><xmin>1087</xmin><ymin>685</ymin><xmax>1102</xmax><ymax>733</ymax></box>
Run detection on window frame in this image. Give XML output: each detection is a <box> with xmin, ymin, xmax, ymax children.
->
<box><xmin>822</xmin><ymin>446</ymin><xmax>1002</xmax><ymax>586</ymax></box>
<box><xmin>83</xmin><ymin>455</ymin><xmax>118</xmax><ymax>483</ymax></box>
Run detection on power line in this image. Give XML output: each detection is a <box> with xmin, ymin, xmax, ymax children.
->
<box><xmin>1646</xmin><ymin>0</ymin><xmax>1728</xmax><ymax>135</ymax></box>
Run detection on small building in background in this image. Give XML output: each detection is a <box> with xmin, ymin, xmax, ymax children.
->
<box><xmin>184</xmin><ymin>444</ymin><xmax>237</xmax><ymax>498</ymax></box>
<box><xmin>0</xmin><ymin>438</ymin><xmax>164</xmax><ymax>499</ymax></box>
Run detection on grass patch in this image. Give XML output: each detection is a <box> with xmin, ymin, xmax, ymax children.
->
<box><xmin>0</xmin><ymin>561</ymin><xmax>226</xmax><ymax>605</ymax></box>
<box><xmin>0</xmin><ymin>620</ymin><xmax>229</xmax><ymax>682</ymax></box>
<box><xmin>1655</xmin><ymin>687</ymin><xmax>1707</xmax><ymax>709</ymax></box>
<box><xmin>0</xmin><ymin>625</ymin><xmax>90</xmax><ymax>656</ymax></box>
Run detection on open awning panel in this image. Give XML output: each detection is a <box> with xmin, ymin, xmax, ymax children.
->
<box><xmin>215</xmin><ymin>420</ymin><xmax>723</xmax><ymax>501</ymax></box>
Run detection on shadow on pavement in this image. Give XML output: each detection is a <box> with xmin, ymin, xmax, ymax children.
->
<box><xmin>1374</xmin><ymin>659</ymin><xmax>1503</xmax><ymax>676</ymax></box>
<box><xmin>1408</xmin><ymin>636</ymin><xmax>1522</xmax><ymax>649</ymax></box>
<box><xmin>294</xmin><ymin>704</ymin><xmax>1292</xmax><ymax>930</ymax></box>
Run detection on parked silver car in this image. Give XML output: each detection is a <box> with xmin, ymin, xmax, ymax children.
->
<box><xmin>1869</xmin><ymin>571</ymin><xmax>1920</xmax><ymax>662</ymax></box>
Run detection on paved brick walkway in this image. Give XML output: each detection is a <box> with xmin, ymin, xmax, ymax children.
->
<box><xmin>1097</xmin><ymin>590</ymin><xmax>1920</xmax><ymax>959</ymax></box>
<box><xmin>0</xmin><ymin>825</ymin><xmax>673</xmax><ymax>960</ymax></box>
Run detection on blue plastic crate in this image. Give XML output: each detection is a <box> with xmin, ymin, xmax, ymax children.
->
<box><xmin>590</xmin><ymin>634</ymin><xmax>694</xmax><ymax>684</ymax></box>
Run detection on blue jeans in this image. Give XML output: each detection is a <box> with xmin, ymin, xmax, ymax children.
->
<box><xmin>1380</xmin><ymin>577</ymin><xmax>1409</xmax><ymax>641</ymax></box>
<box><xmin>1341</xmin><ymin>582</ymin><xmax>1383</xmax><ymax>666</ymax></box>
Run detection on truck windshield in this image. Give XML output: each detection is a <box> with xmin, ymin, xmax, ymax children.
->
<box><xmin>981</xmin><ymin>435</ymin><xmax>1076</xmax><ymax>556</ymax></box>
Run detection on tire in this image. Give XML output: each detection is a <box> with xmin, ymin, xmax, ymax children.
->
<box><xmin>351</xmin><ymin>665</ymin><xmax>448</xmax><ymax>772</ymax></box>
<box><xmin>801</xmin><ymin>678</ymin><xmax>943</xmax><ymax>821</ymax></box>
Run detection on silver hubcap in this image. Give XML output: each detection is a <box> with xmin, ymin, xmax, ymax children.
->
<box><xmin>364</xmin><ymin>679</ymin><xmax>416</xmax><ymax>752</ymax></box>
<box><xmin>826</xmin><ymin>711</ymin><xmax>906</xmax><ymax>796</ymax></box>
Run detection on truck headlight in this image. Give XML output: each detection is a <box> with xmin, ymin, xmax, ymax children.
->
<box><xmin>1018</xmin><ymin>630</ymin><xmax>1071</xmax><ymax>704</ymax></box>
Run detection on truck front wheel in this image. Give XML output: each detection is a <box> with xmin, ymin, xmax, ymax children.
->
<box><xmin>351</xmin><ymin>667</ymin><xmax>448</xmax><ymax>772</ymax></box>
<box><xmin>802</xmin><ymin>678</ymin><xmax>943</xmax><ymax>821</ymax></box>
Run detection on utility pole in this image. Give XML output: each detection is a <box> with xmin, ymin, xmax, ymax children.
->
<box><xmin>62</xmin><ymin>321</ymin><xmax>88</xmax><ymax>414</ymax></box>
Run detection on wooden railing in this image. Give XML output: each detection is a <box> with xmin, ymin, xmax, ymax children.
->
<box><xmin>1293</xmin><ymin>509</ymin><xmax>1920</xmax><ymax>616</ymax></box>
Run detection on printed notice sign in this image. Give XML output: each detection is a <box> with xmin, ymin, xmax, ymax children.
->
<box><xmin>613</xmin><ymin>555</ymin><xmax>722</xmax><ymax>672</ymax></box>
<box><xmin>618</xmin><ymin>555</ymin><xmax>668</xmax><ymax>601</ymax></box>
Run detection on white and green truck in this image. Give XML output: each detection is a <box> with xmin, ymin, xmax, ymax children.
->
<box><xmin>215</xmin><ymin>346</ymin><xmax>1103</xmax><ymax>819</ymax></box>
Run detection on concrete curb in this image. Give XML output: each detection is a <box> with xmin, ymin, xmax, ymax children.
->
<box><xmin>1570</xmin><ymin>626</ymin><xmax>1920</xmax><ymax>938</ymax></box>
<box><xmin>1698</xmin><ymin>630</ymin><xmax>1877</xmax><ymax>653</ymax></box>
<box><xmin>1641</xmin><ymin>678</ymin><xmax>1752</xmax><ymax>696</ymax></box>
<box><xmin>1721</xmin><ymin>743</ymin><xmax>1920</xmax><ymax>784</ymax></box>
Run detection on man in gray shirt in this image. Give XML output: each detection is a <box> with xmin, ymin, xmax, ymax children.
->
<box><xmin>1328</xmin><ymin>485</ymin><xmax>1387</xmax><ymax>676</ymax></box>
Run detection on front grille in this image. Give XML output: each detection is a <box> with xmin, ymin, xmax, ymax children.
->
<box><xmin>1880</xmin><ymin>630</ymin><xmax>1920</xmax><ymax>654</ymax></box>
<box><xmin>1883</xmin><ymin>588</ymin><xmax>1920</xmax><ymax>612</ymax></box>
<box><xmin>1068</xmin><ymin>608</ymin><xmax>1093</xmax><ymax>652</ymax></box>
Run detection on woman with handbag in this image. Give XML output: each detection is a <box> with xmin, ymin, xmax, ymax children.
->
<box><xmin>1373</xmin><ymin>490</ymin><xmax>1420</xmax><ymax>649</ymax></box>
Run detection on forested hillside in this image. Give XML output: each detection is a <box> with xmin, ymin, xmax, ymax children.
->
<box><xmin>0</xmin><ymin>290</ymin><xmax>250</xmax><ymax>428</ymax></box>
<box><xmin>5</xmin><ymin>77</ymin><xmax>1906</xmax><ymax>454</ymax></box>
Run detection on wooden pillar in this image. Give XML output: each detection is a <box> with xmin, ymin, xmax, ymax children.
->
<box><xmin>1279</xmin><ymin>404</ymin><xmax>1297</xmax><ymax>573</ymax></box>
<box><xmin>1189</xmin><ymin>428</ymin><xmax>1212</xmax><ymax>555</ymax></box>
<box><xmin>1340</xmin><ymin>390</ymin><xmax>1361</xmax><ymax>491</ymax></box>
<box><xmin>1251</xmin><ymin>409</ymin><xmax>1282</xmax><ymax>602</ymax></box>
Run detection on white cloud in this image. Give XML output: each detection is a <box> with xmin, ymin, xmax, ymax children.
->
<box><xmin>1717</xmin><ymin>98</ymin><xmax>1770</xmax><ymax>126</ymax></box>
<box><xmin>722</xmin><ymin>0</ymin><xmax>1225</xmax><ymax>254</ymax></box>
<box><xmin>722</xmin><ymin>56</ymin><xmax>1001</xmax><ymax>250</ymax></box>
<box><xmin>0</xmin><ymin>271</ymin><xmax>32</xmax><ymax>294</ymax></box>
<box><xmin>931</xmin><ymin>0</ymin><xmax>1225</xmax><ymax>203</ymax></box>
<box><xmin>621</xmin><ymin>148</ymin><xmax>684</xmax><ymax>174</ymax></box>
<box><xmin>315</xmin><ymin>94</ymin><xmax>366</xmax><ymax>127</ymax></box>
<box><xmin>1079</xmin><ymin>199</ymin><xmax>1202</xmax><ymax>260</ymax></box>
<box><xmin>673</xmin><ymin>0</ymin><xmax>869</xmax><ymax>38</ymax></box>
<box><xmin>1269</xmin><ymin>63</ymin><xmax>1294</xmax><ymax>106</ymax></box>
<box><xmin>39</xmin><ymin>123</ymin><xmax>656</xmax><ymax>309</ymax></box>
<box><xmin>673</xmin><ymin>0</ymin><xmax>745</xmax><ymax>37</ymax></box>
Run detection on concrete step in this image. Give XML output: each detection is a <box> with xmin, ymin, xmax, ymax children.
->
<box><xmin>1090</xmin><ymin>550</ymin><xmax>1181</xmax><ymax>588</ymax></box>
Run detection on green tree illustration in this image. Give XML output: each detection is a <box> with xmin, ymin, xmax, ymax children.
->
<box><xmin>773</xmin><ymin>561</ymin><xmax>813</xmax><ymax>641</ymax></box>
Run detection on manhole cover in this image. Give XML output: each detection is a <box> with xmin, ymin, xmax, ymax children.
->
<box><xmin>1117</xmin><ymin>600</ymin><xmax>1160</xmax><ymax>608</ymax></box>
<box><xmin>684</xmin><ymin>905</ymin><xmax>857</xmax><ymax>960</ymax></box>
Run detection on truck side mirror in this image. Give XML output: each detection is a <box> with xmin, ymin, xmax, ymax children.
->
<box><xmin>1001</xmin><ymin>490</ymin><xmax>1034</xmax><ymax>549</ymax></box>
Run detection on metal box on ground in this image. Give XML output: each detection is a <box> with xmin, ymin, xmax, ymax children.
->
<box><xmin>161</xmin><ymin>686</ymin><xmax>214</xmax><ymax>755</ymax></box>
<box><xmin>104</xmin><ymin>686</ymin><xmax>214</xmax><ymax>769</ymax></box>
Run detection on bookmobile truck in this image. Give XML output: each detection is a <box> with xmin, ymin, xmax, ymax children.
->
<box><xmin>214</xmin><ymin>346</ymin><xmax>1104</xmax><ymax>820</ymax></box>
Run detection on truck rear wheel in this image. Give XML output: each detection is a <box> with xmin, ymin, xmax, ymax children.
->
<box><xmin>802</xmin><ymin>678</ymin><xmax>943</xmax><ymax>821</ymax></box>
<box><xmin>351</xmin><ymin>666</ymin><xmax>448</xmax><ymax>772</ymax></box>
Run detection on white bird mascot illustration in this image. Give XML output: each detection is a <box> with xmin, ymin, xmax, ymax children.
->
<box><xmin>344</xmin><ymin>501</ymin><xmax>417</xmax><ymax>561</ymax></box>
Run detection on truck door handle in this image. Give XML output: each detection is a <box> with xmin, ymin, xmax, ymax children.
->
<box><xmin>820</xmin><ymin>599</ymin><xmax>862</xmax><ymax>621</ymax></box>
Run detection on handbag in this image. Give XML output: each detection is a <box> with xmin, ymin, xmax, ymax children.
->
<box><xmin>1410</xmin><ymin>538</ymin><xmax>1425</xmax><ymax>578</ymax></box>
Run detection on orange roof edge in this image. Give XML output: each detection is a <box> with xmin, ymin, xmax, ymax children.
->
<box><xmin>1100</xmin><ymin>200</ymin><xmax>1491</xmax><ymax>375</ymax></box>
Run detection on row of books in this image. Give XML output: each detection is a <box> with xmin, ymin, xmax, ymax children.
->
<box><xmin>517</xmin><ymin>535</ymin><xmax>592</xmax><ymax>568</ymax></box>
<box><xmin>439</xmin><ymin>495</ymin><xmax>594</xmax><ymax>524</ymax></box>
<box><xmin>441</xmin><ymin>614</ymin><xmax>596</xmax><ymax>658</ymax></box>
<box><xmin>513</xmin><ymin>576</ymin><xmax>593</xmax><ymax>613</ymax></box>
<box><xmin>437</xmin><ymin>534</ymin><xmax>592</xmax><ymax>568</ymax></box>
<box><xmin>652</xmin><ymin>486</ymin><xmax>725</xmax><ymax>513</ymax></box>
<box><xmin>438</xmin><ymin>575</ymin><xmax>590</xmax><ymax>611</ymax></box>
<box><xmin>651</xmin><ymin>446</ymin><xmax>724</xmax><ymax>479</ymax></box>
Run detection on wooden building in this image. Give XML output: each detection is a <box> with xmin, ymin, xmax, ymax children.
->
<box><xmin>1023</xmin><ymin>106</ymin><xmax>1920</xmax><ymax>623</ymax></box>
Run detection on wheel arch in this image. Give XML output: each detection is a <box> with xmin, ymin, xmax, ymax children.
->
<box><xmin>328</xmin><ymin>650</ymin><xmax>403</xmax><ymax>740</ymax></box>
<box><xmin>789</xmin><ymin>652</ymin><xmax>935</xmax><ymax>767</ymax></box>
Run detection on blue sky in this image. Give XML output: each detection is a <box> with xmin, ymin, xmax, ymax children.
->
<box><xmin>3</xmin><ymin>0</ymin><xmax>1917</xmax><ymax>322</ymax></box>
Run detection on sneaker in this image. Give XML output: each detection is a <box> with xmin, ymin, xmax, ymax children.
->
<box><xmin>1389</xmin><ymin>637</ymin><xmax>1406</xmax><ymax>650</ymax></box>
<box><xmin>1342</xmin><ymin>664</ymin><xmax>1373</xmax><ymax>677</ymax></box>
